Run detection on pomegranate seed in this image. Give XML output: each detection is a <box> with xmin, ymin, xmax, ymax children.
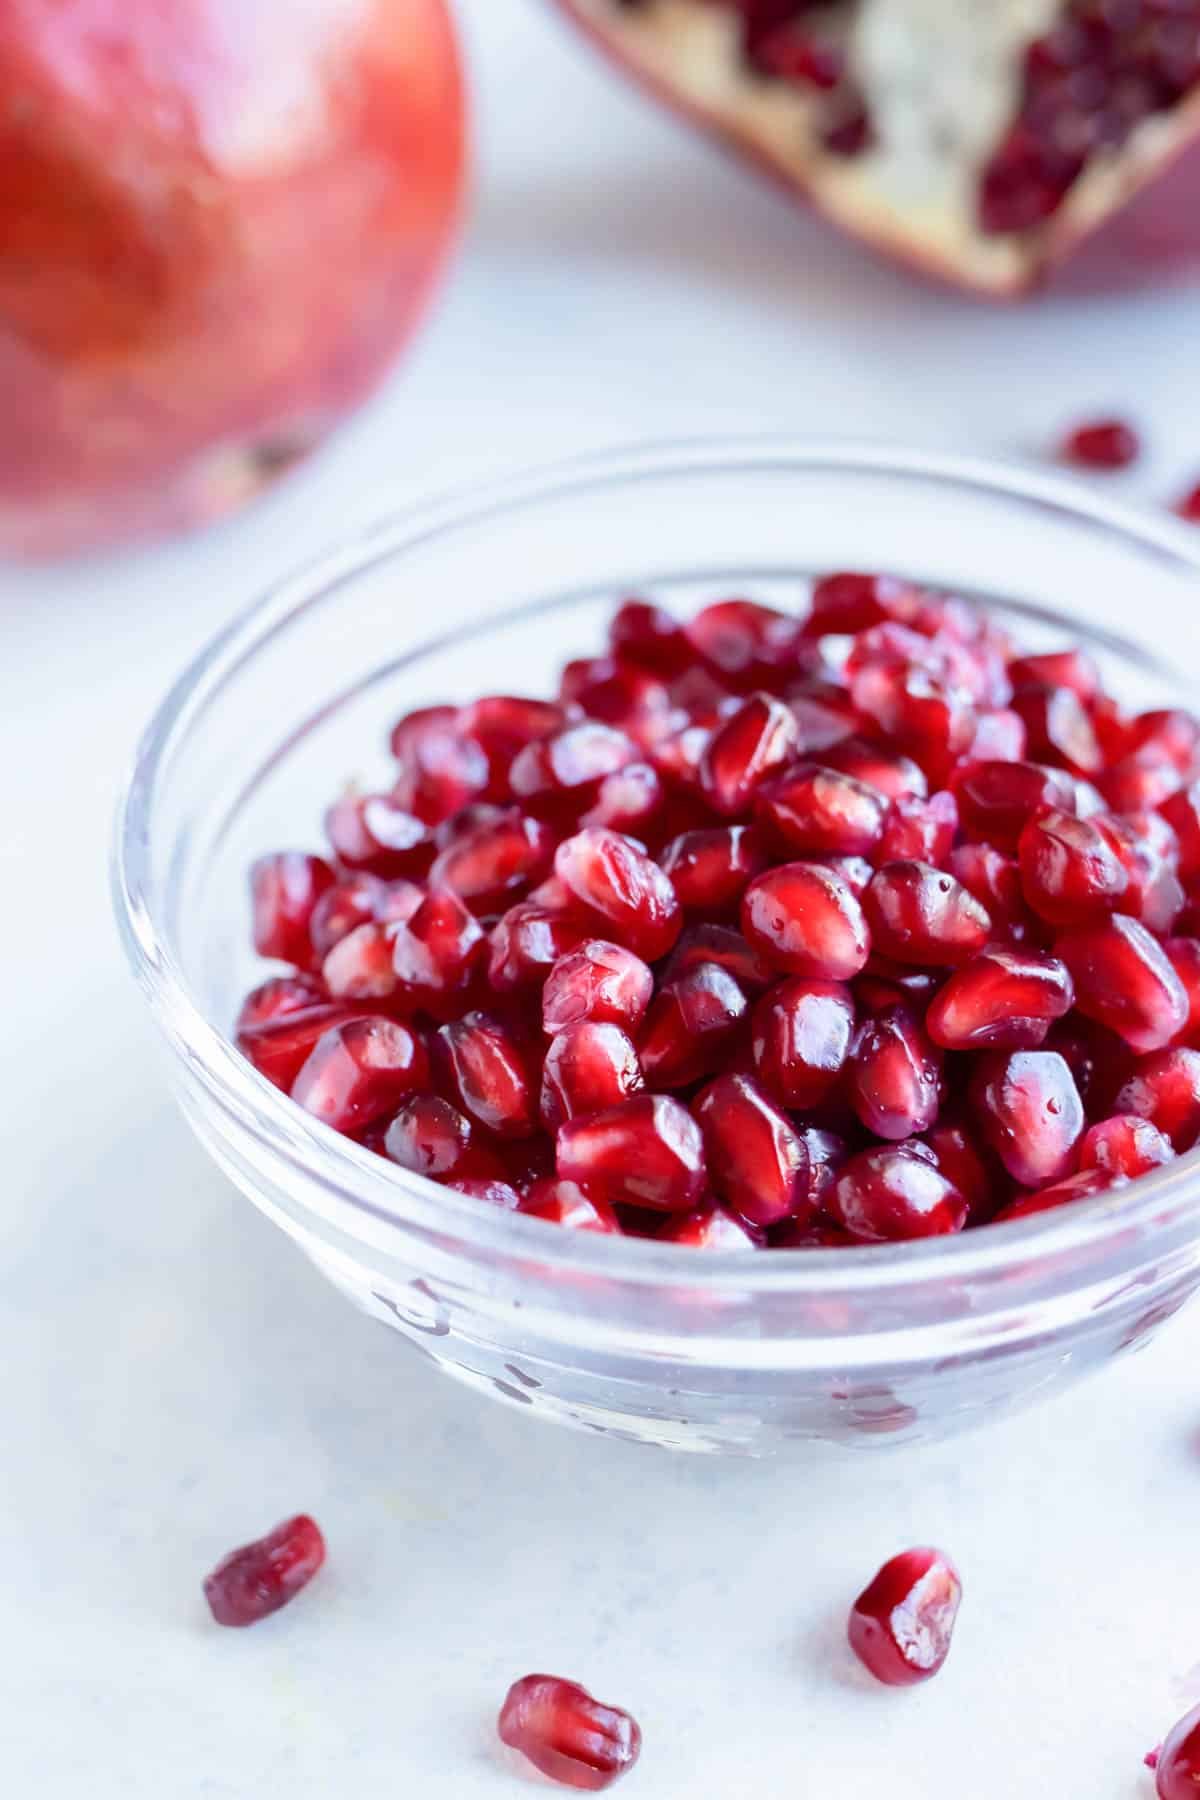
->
<box><xmin>555</xmin><ymin>829</ymin><xmax>683</xmax><ymax>962</ymax></box>
<box><xmin>660</xmin><ymin>1207</ymin><xmax>764</xmax><ymax>1248</ymax></box>
<box><xmin>927</xmin><ymin>948</ymin><xmax>1074</xmax><ymax>1050</ymax></box>
<box><xmin>1056</xmin><ymin>915</ymin><xmax>1189</xmax><ymax>1051</ymax></box>
<box><xmin>847</xmin><ymin>1006</ymin><xmax>942</xmax><ymax>1141</ymax></box>
<box><xmin>1059</xmin><ymin>417</ymin><xmax>1141</xmax><ymax>469</ymax></box>
<box><xmin>498</xmin><ymin>1673</ymin><xmax>641</xmax><ymax>1790</ymax></box>
<box><xmin>391</xmin><ymin>889</ymin><xmax>486</xmax><ymax>1015</ymax></box>
<box><xmin>1009</xmin><ymin>647</ymin><xmax>1101</xmax><ymax>702</ymax></box>
<box><xmin>609</xmin><ymin>597</ymin><xmax>691</xmax><ymax>675</ymax></box>
<box><xmin>437</xmin><ymin>1013</ymin><xmax>538</xmax><ymax>1139</ymax></box>
<box><xmin>864</xmin><ymin>862</ymin><xmax>991</xmax><ymax>966</ymax></box>
<box><xmin>322</xmin><ymin>920</ymin><xmax>403</xmax><ymax>1000</ymax></box>
<box><xmin>391</xmin><ymin>714</ymin><xmax>490</xmax><ymax>825</ymax></box>
<box><xmin>308</xmin><ymin>872</ymin><xmax>386</xmax><ymax>959</ymax></box>
<box><xmin>518</xmin><ymin>1178</ymin><xmax>621</xmax><ymax>1233</ymax></box>
<box><xmin>741</xmin><ymin>862</ymin><xmax>870</xmax><ymax>979</ymax></box>
<box><xmin>805</xmin><ymin>571</ymin><xmax>919</xmax><ymax>636</ymax></box>
<box><xmin>489</xmin><ymin>901</ymin><xmax>590</xmax><ymax>994</ymax></box>
<box><xmin>1161</xmin><ymin>783</ymin><xmax>1200</xmax><ymax>880</ymax></box>
<box><xmin>796</xmin><ymin>1126</ymin><xmax>848</xmax><ymax>1212</ymax></box>
<box><xmin>821</xmin><ymin>736</ymin><xmax>927</xmax><ymax>801</ymax></box>
<box><xmin>638</xmin><ymin>961</ymin><xmax>748</xmax><ymax>1089</ymax></box>
<box><xmin>751</xmin><ymin>976</ymin><xmax>856</xmax><ymax>1108</ymax></box>
<box><xmin>946</xmin><ymin>843</ymin><xmax>1031</xmax><ymax>942</ymax></box>
<box><xmin>203</xmin><ymin>1515</ymin><xmax>325</xmax><ymax>1628</ymax></box>
<box><xmin>236</xmin><ymin>973</ymin><xmax>325</xmax><ymax>1032</ymax></box>
<box><xmin>292</xmin><ymin>1017</ymin><xmax>430</xmax><ymax>1134</ymax></box>
<box><xmin>967</xmin><ymin>706</ymin><xmax>1028</xmax><ymax>762</ymax></box>
<box><xmin>694</xmin><ymin>1072</ymin><xmax>813</xmax><ymax>1227</ymax></box>
<box><xmin>250</xmin><ymin>852</ymin><xmax>336</xmax><ymax>968</ymax></box>
<box><xmin>383</xmin><ymin>1092</ymin><xmax>504</xmax><ymax>1183</ymax></box>
<box><xmin>829</xmin><ymin>1146</ymin><xmax>967</xmax><ymax>1242</ymax></box>
<box><xmin>1077</xmin><ymin>1114</ymin><xmax>1175</xmax><ymax>1179</ymax></box>
<box><xmin>685</xmin><ymin>597</ymin><xmax>805</xmax><ymax>690</ymax></box>
<box><xmin>511</xmin><ymin>721</ymin><xmax>639</xmax><ymax>813</ymax></box>
<box><xmin>951</xmin><ymin>759</ymin><xmax>1076</xmax><ymax>853</ymax></box>
<box><xmin>1100</xmin><ymin>751</ymin><xmax>1185</xmax><ymax>813</ymax></box>
<box><xmin>925</xmin><ymin>1121</ymin><xmax>996</xmax><ymax>1223</ymax></box>
<box><xmin>1154</xmin><ymin>1702</ymin><xmax>1200</xmax><ymax>1800</ymax></box>
<box><xmin>542</xmin><ymin>940</ymin><xmax>654</xmax><ymax>1037</ymax></box>
<box><xmin>847</xmin><ymin>1548</ymin><xmax>962</xmax><ymax>1686</ymax></box>
<box><xmin>755</xmin><ymin>762</ymin><xmax>889</xmax><ymax>857</ymax></box>
<box><xmin>1114</xmin><ymin>1048</ymin><xmax>1200</xmax><ymax>1150</ymax></box>
<box><xmin>582</xmin><ymin>762</ymin><xmax>665</xmax><ymax>837</ymax></box>
<box><xmin>540</xmin><ymin>1021</ymin><xmax>643</xmax><ymax>1131</ymax></box>
<box><xmin>324</xmin><ymin>792</ymin><xmax>433</xmax><ymax>879</ymax></box>
<box><xmin>1012</xmin><ymin>685</ymin><xmax>1104</xmax><ymax>777</ymax></box>
<box><xmin>237</xmin><ymin>1003</ymin><xmax>362</xmax><ymax>1091</ymax></box>
<box><xmin>1101</xmin><ymin>812</ymin><xmax>1186</xmax><ymax>934</ymax></box>
<box><xmin>427</xmin><ymin>806</ymin><xmax>553</xmax><ymax>911</ymax></box>
<box><xmin>561</xmin><ymin>654</ymin><xmax>672</xmax><ymax>729</ymax></box>
<box><xmin>1018</xmin><ymin>808</ymin><xmax>1129</xmax><ymax>924</ymax></box>
<box><xmin>1177</xmin><ymin>483</ymin><xmax>1200</xmax><ymax>524</ymax></box>
<box><xmin>389</xmin><ymin>702</ymin><xmax>458</xmax><ymax>762</ymax></box>
<box><xmin>1165</xmin><ymin>937</ymin><xmax>1200</xmax><ymax>1042</ymax></box>
<box><xmin>447</xmin><ymin>1177</ymin><xmax>522</xmax><ymax>1208</ymax></box>
<box><xmin>877</xmin><ymin>791</ymin><xmax>957</xmax><ymax>865</ymax></box>
<box><xmin>556</xmin><ymin>1093</ymin><xmax>705</xmax><ymax>1212</ymax></box>
<box><xmin>993</xmin><ymin>1167</ymin><xmax>1113</xmax><ymax>1222</ymax></box>
<box><xmin>699</xmin><ymin>690</ymin><xmax>800</xmax><ymax>816</ymax></box>
<box><xmin>969</xmin><ymin>1050</ymin><xmax>1084</xmax><ymax>1188</ymax></box>
<box><xmin>664</xmin><ymin>922</ymin><xmax>774</xmax><ymax>993</ymax></box>
<box><xmin>660</xmin><ymin>824</ymin><xmax>767</xmax><ymax>914</ymax></box>
<box><xmin>458</xmin><ymin>694</ymin><xmax>568</xmax><ymax>784</ymax></box>
<box><xmin>851</xmin><ymin>663</ymin><xmax>977</xmax><ymax>784</ymax></box>
<box><xmin>855</xmin><ymin>960</ymin><xmax>944</xmax><ymax>1015</ymax></box>
<box><xmin>1129</xmin><ymin>709</ymin><xmax>1200</xmax><ymax>772</ymax></box>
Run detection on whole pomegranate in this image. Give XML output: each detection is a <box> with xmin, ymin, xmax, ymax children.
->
<box><xmin>0</xmin><ymin>0</ymin><xmax>464</xmax><ymax>555</ymax></box>
<box><xmin>556</xmin><ymin>0</ymin><xmax>1200</xmax><ymax>297</ymax></box>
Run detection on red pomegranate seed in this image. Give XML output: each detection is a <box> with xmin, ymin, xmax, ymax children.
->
<box><xmin>993</xmin><ymin>1167</ymin><xmax>1113</xmax><ymax>1222</ymax></box>
<box><xmin>542</xmin><ymin>941</ymin><xmax>654</xmax><ymax>1037</ymax></box>
<box><xmin>560</xmin><ymin>654</ymin><xmax>671</xmax><ymax>729</ymax></box>
<box><xmin>660</xmin><ymin>824</ymin><xmax>766</xmax><ymax>915</ymax></box>
<box><xmin>1154</xmin><ymin>1702</ymin><xmax>1200</xmax><ymax>1800</ymax></box>
<box><xmin>830</xmin><ymin>1146</ymin><xmax>967</xmax><ymax>1242</ymax></box>
<box><xmin>237</xmin><ymin>1003</ymin><xmax>362</xmax><ymax>1091</ymax></box>
<box><xmin>1059</xmin><ymin>418</ymin><xmax>1141</xmax><ymax>470</ymax></box>
<box><xmin>309</xmin><ymin>872</ymin><xmax>385</xmax><ymax>959</ymax></box>
<box><xmin>1114</xmin><ymin>1048</ymin><xmax>1200</xmax><ymax>1150</ymax></box>
<box><xmin>250</xmin><ymin>852</ymin><xmax>336</xmax><ymax>968</ymax></box>
<box><xmin>1056</xmin><ymin>915</ymin><xmax>1189</xmax><ymax>1052</ymax></box>
<box><xmin>389</xmin><ymin>702</ymin><xmax>458</xmax><ymax>762</ymax></box>
<box><xmin>1101</xmin><ymin>812</ymin><xmax>1186</xmax><ymax>934</ymax></box>
<box><xmin>437</xmin><ymin>1013</ymin><xmax>538</xmax><ymax>1140</ymax></box>
<box><xmin>1009</xmin><ymin>647</ymin><xmax>1101</xmax><ymax>702</ymax></box>
<box><xmin>1077</xmin><ymin>1114</ymin><xmax>1175</xmax><ymax>1179</ymax></box>
<box><xmin>1161</xmin><ymin>783</ymin><xmax>1200</xmax><ymax>880</ymax></box>
<box><xmin>324</xmin><ymin>792</ymin><xmax>433</xmax><ymax>879</ymax></box>
<box><xmin>458</xmin><ymin>694</ymin><xmax>568</xmax><ymax>786</ymax></box>
<box><xmin>685</xmin><ymin>596</ymin><xmax>805</xmax><ymax>689</ymax></box>
<box><xmin>864</xmin><ymin>862</ymin><xmax>991</xmax><ymax>966</ymax></box>
<box><xmin>847</xmin><ymin>1548</ymin><xmax>962</xmax><ymax>1686</ymax></box>
<box><xmin>511</xmin><ymin>721</ymin><xmax>639</xmax><ymax>813</ymax></box>
<box><xmin>203</xmin><ymin>1514</ymin><xmax>325</xmax><ymax>1628</ymax></box>
<box><xmin>969</xmin><ymin>1050</ymin><xmax>1084</xmax><ymax>1188</ymax></box>
<box><xmin>292</xmin><ymin>1017</ymin><xmax>430</xmax><ymax>1134</ymax></box>
<box><xmin>391</xmin><ymin>889</ymin><xmax>486</xmax><ymax>1015</ymax></box>
<box><xmin>540</xmin><ymin>1021</ymin><xmax>643</xmax><ymax>1131</ymax></box>
<box><xmin>555</xmin><ymin>829</ymin><xmax>683</xmax><ymax>962</ymax></box>
<box><xmin>391</xmin><ymin>714</ymin><xmax>490</xmax><ymax>825</ymax></box>
<box><xmin>664</xmin><ymin>922</ymin><xmax>774</xmax><ymax>993</ymax></box>
<box><xmin>582</xmin><ymin>762</ymin><xmax>665</xmax><ymax>837</ymax></box>
<box><xmin>755</xmin><ymin>762</ymin><xmax>889</xmax><ymax>857</ymax></box>
<box><xmin>446</xmin><ymin>1177</ymin><xmax>522</xmax><ymax>1208</ymax></box>
<box><xmin>694</xmin><ymin>1072</ymin><xmax>812</xmax><ymax>1228</ymax></box>
<box><xmin>754</xmin><ymin>23</ymin><xmax>845</xmax><ymax>87</ymax></box>
<box><xmin>236</xmin><ymin>973</ymin><xmax>325</xmax><ymax>1032</ymax></box>
<box><xmin>428</xmin><ymin>806</ymin><xmax>553</xmax><ymax>911</ymax></box>
<box><xmin>847</xmin><ymin>1006</ymin><xmax>942</xmax><ymax>1141</ymax></box>
<box><xmin>1128</xmin><ymin>709</ymin><xmax>1200</xmax><ymax>772</ymax></box>
<box><xmin>927</xmin><ymin>948</ymin><xmax>1074</xmax><ymax>1050</ymax></box>
<box><xmin>951</xmin><ymin>759</ymin><xmax>1076</xmax><ymax>853</ymax></box>
<box><xmin>850</xmin><ymin>663</ymin><xmax>977</xmax><ymax>784</ymax></box>
<box><xmin>1177</xmin><ymin>483</ymin><xmax>1200</xmax><ymax>525</ymax></box>
<box><xmin>518</xmin><ymin>1178</ymin><xmax>621</xmax><ymax>1233</ymax></box>
<box><xmin>498</xmin><ymin>1673</ymin><xmax>641</xmax><ymax>1790</ymax></box>
<box><xmin>805</xmin><ymin>571</ymin><xmax>919</xmax><ymax>636</ymax></box>
<box><xmin>556</xmin><ymin>1093</ymin><xmax>705</xmax><ymax>1212</ymax></box>
<box><xmin>925</xmin><ymin>1122</ymin><xmax>995</xmax><ymax>1223</ymax></box>
<box><xmin>751</xmin><ymin>976</ymin><xmax>856</xmax><ymax>1108</ymax></box>
<box><xmin>821</xmin><ymin>736</ymin><xmax>927</xmax><ymax>801</ymax></box>
<box><xmin>1012</xmin><ymin>686</ymin><xmax>1104</xmax><ymax>776</ymax></box>
<box><xmin>946</xmin><ymin>843</ymin><xmax>1031</xmax><ymax>942</ymax></box>
<box><xmin>699</xmin><ymin>690</ymin><xmax>799</xmax><ymax>816</ymax></box>
<box><xmin>1165</xmin><ymin>937</ymin><xmax>1200</xmax><ymax>1042</ymax></box>
<box><xmin>1100</xmin><ymin>751</ymin><xmax>1186</xmax><ymax>814</ymax></box>
<box><xmin>489</xmin><ymin>901</ymin><xmax>590</xmax><ymax>994</ymax></box>
<box><xmin>741</xmin><ymin>862</ymin><xmax>870</xmax><ymax>979</ymax></box>
<box><xmin>660</xmin><ymin>1206</ymin><xmax>764</xmax><ymax>1249</ymax></box>
<box><xmin>609</xmin><ymin>597</ymin><xmax>691</xmax><ymax>676</ymax></box>
<box><xmin>383</xmin><ymin>1092</ymin><xmax>504</xmax><ymax>1184</ymax></box>
<box><xmin>322</xmin><ymin>921</ymin><xmax>401</xmax><ymax>1000</ymax></box>
<box><xmin>877</xmin><ymin>791</ymin><xmax>957</xmax><ymax>865</ymax></box>
<box><xmin>967</xmin><ymin>706</ymin><xmax>1028</xmax><ymax>762</ymax></box>
<box><xmin>1018</xmin><ymin>808</ymin><xmax>1129</xmax><ymax>925</ymax></box>
<box><xmin>638</xmin><ymin>962</ymin><xmax>748</xmax><ymax>1089</ymax></box>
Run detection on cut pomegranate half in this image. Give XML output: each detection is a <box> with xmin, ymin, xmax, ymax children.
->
<box><xmin>553</xmin><ymin>0</ymin><xmax>1200</xmax><ymax>298</ymax></box>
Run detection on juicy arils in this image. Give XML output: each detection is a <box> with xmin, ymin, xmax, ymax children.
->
<box><xmin>235</xmin><ymin>572</ymin><xmax>1200</xmax><ymax>1247</ymax></box>
<box><xmin>557</xmin><ymin>0</ymin><xmax>1200</xmax><ymax>298</ymax></box>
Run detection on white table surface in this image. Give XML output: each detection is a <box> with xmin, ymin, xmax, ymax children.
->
<box><xmin>5</xmin><ymin>4</ymin><xmax>1200</xmax><ymax>1794</ymax></box>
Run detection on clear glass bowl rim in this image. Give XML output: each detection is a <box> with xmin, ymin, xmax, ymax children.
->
<box><xmin>112</xmin><ymin>435</ymin><xmax>1200</xmax><ymax>1298</ymax></box>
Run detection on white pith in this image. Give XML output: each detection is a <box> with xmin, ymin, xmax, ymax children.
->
<box><xmin>573</xmin><ymin>0</ymin><xmax>1200</xmax><ymax>294</ymax></box>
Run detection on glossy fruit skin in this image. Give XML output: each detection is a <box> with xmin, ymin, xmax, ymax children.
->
<box><xmin>829</xmin><ymin>1146</ymin><xmax>968</xmax><ymax>1243</ymax></box>
<box><xmin>555</xmin><ymin>829</ymin><xmax>683</xmax><ymax>962</ymax></box>
<box><xmin>863</xmin><ymin>861</ymin><xmax>992</xmax><ymax>966</ymax></box>
<box><xmin>1056</xmin><ymin>916</ymin><xmax>1190</xmax><ymax>1052</ymax></box>
<box><xmin>1077</xmin><ymin>1114</ymin><xmax>1175</xmax><ymax>1179</ymax></box>
<box><xmin>540</xmin><ymin>1021</ymin><xmax>644</xmax><ymax>1131</ymax></box>
<box><xmin>1155</xmin><ymin>1701</ymin><xmax>1200</xmax><ymax>1800</ymax></box>
<box><xmin>751</xmin><ymin>977</ymin><xmax>856</xmax><ymax>1109</ymax></box>
<box><xmin>203</xmin><ymin>1515</ymin><xmax>325</xmax><ymax>1627</ymax></box>
<box><xmin>542</xmin><ymin>940</ymin><xmax>654</xmax><ymax>1036</ymax></box>
<box><xmin>638</xmin><ymin>961</ymin><xmax>748</xmax><ymax>1088</ymax></box>
<box><xmin>498</xmin><ymin>1674</ymin><xmax>641</xmax><ymax>1791</ymax></box>
<box><xmin>847</xmin><ymin>1548</ymin><xmax>962</xmax><ymax>1686</ymax></box>
<box><xmin>556</xmin><ymin>1093</ymin><xmax>706</xmax><ymax>1212</ymax></box>
<box><xmin>0</xmin><ymin>0</ymin><xmax>464</xmax><ymax>554</ymax></box>
<box><xmin>292</xmin><ymin>1016</ymin><xmax>430</xmax><ymax>1134</ymax></box>
<box><xmin>970</xmin><ymin>1050</ymin><xmax>1084</xmax><ymax>1188</ymax></box>
<box><xmin>694</xmin><ymin>1073</ymin><xmax>812</xmax><ymax>1228</ymax></box>
<box><xmin>926</xmin><ymin>948</ymin><xmax>1075</xmax><ymax>1051</ymax></box>
<box><xmin>741</xmin><ymin>862</ymin><xmax>871</xmax><ymax>980</ymax></box>
<box><xmin>847</xmin><ymin>1006</ymin><xmax>942</xmax><ymax>1141</ymax></box>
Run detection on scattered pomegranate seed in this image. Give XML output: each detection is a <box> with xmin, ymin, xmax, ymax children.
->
<box><xmin>203</xmin><ymin>1515</ymin><xmax>325</xmax><ymax>1628</ymax></box>
<box><xmin>428</xmin><ymin>806</ymin><xmax>554</xmax><ymax>911</ymax></box>
<box><xmin>609</xmin><ymin>597</ymin><xmax>691</xmax><ymax>675</ymax></box>
<box><xmin>1164</xmin><ymin>937</ymin><xmax>1200</xmax><ymax>1042</ymax></box>
<box><xmin>557</xmin><ymin>1093</ymin><xmax>706</xmax><ymax>1212</ymax></box>
<box><xmin>322</xmin><ymin>921</ymin><xmax>401</xmax><ymax>1001</ymax></box>
<box><xmin>292</xmin><ymin>1017</ymin><xmax>430</xmax><ymax>1134</ymax></box>
<box><xmin>498</xmin><ymin>1674</ymin><xmax>641</xmax><ymax>1790</ymax></box>
<box><xmin>1018</xmin><ymin>808</ymin><xmax>1129</xmax><ymax>925</ymax></box>
<box><xmin>685</xmin><ymin>596</ymin><xmax>805</xmax><ymax>689</ymax></box>
<box><xmin>755</xmin><ymin>762</ymin><xmax>889</xmax><ymax>858</ymax></box>
<box><xmin>847</xmin><ymin>1548</ymin><xmax>962</xmax><ymax>1686</ymax></box>
<box><xmin>383</xmin><ymin>1093</ymin><xmax>504</xmax><ymax>1184</ymax></box>
<box><xmin>236</xmin><ymin>973</ymin><xmax>326</xmax><ymax>1032</ymax></box>
<box><xmin>391</xmin><ymin>711</ymin><xmax>490</xmax><ymax>824</ymax></box>
<box><xmin>324</xmin><ymin>792</ymin><xmax>433</xmax><ymax>879</ymax></box>
<box><xmin>993</xmin><ymin>1166</ymin><xmax>1114</xmax><ymax>1222</ymax></box>
<box><xmin>238</xmin><ymin>1003</ymin><xmax>363</xmax><ymax>1091</ymax></box>
<box><xmin>660</xmin><ymin>1206</ymin><xmax>764</xmax><ymax>1248</ymax></box>
<box><xmin>700</xmin><ymin>690</ymin><xmax>799</xmax><ymax>816</ymax></box>
<box><xmin>877</xmin><ymin>790</ymin><xmax>957</xmax><ymax>865</ymax></box>
<box><xmin>664</xmin><ymin>922</ymin><xmax>774</xmax><ymax>994</ymax></box>
<box><xmin>391</xmin><ymin>889</ymin><xmax>486</xmax><ymax>1015</ymax></box>
<box><xmin>638</xmin><ymin>960</ymin><xmax>748</xmax><ymax>1088</ymax></box>
<box><xmin>970</xmin><ymin>1050</ymin><xmax>1084</xmax><ymax>1188</ymax></box>
<box><xmin>694</xmin><ymin>1072</ymin><xmax>812</xmax><ymax>1228</ymax></box>
<box><xmin>489</xmin><ymin>901</ymin><xmax>590</xmax><ymax>994</ymax></box>
<box><xmin>1154</xmin><ymin>1703</ymin><xmax>1200</xmax><ymax>1799</ymax></box>
<box><xmin>1058</xmin><ymin>418</ymin><xmax>1141</xmax><ymax>470</ymax></box>
<box><xmin>542</xmin><ymin>940</ymin><xmax>654</xmax><ymax>1036</ymax></box>
<box><xmin>511</xmin><ymin>721</ymin><xmax>639</xmax><ymax>814</ymax></box>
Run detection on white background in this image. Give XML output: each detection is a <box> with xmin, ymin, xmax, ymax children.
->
<box><xmin>4</xmin><ymin>3</ymin><xmax>1200</xmax><ymax>1794</ymax></box>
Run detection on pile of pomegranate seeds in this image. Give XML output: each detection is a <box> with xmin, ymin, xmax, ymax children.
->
<box><xmin>499</xmin><ymin>1675</ymin><xmax>642</xmax><ymax>1790</ymax></box>
<box><xmin>203</xmin><ymin>1514</ymin><xmax>326</xmax><ymax>1627</ymax></box>
<box><xmin>238</xmin><ymin>575</ymin><xmax>1200</xmax><ymax>1248</ymax></box>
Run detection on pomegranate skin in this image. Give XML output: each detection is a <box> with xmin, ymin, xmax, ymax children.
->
<box><xmin>0</xmin><ymin>0</ymin><xmax>465</xmax><ymax>555</ymax></box>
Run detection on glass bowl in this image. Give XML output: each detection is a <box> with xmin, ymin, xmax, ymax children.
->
<box><xmin>114</xmin><ymin>440</ymin><xmax>1200</xmax><ymax>1457</ymax></box>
